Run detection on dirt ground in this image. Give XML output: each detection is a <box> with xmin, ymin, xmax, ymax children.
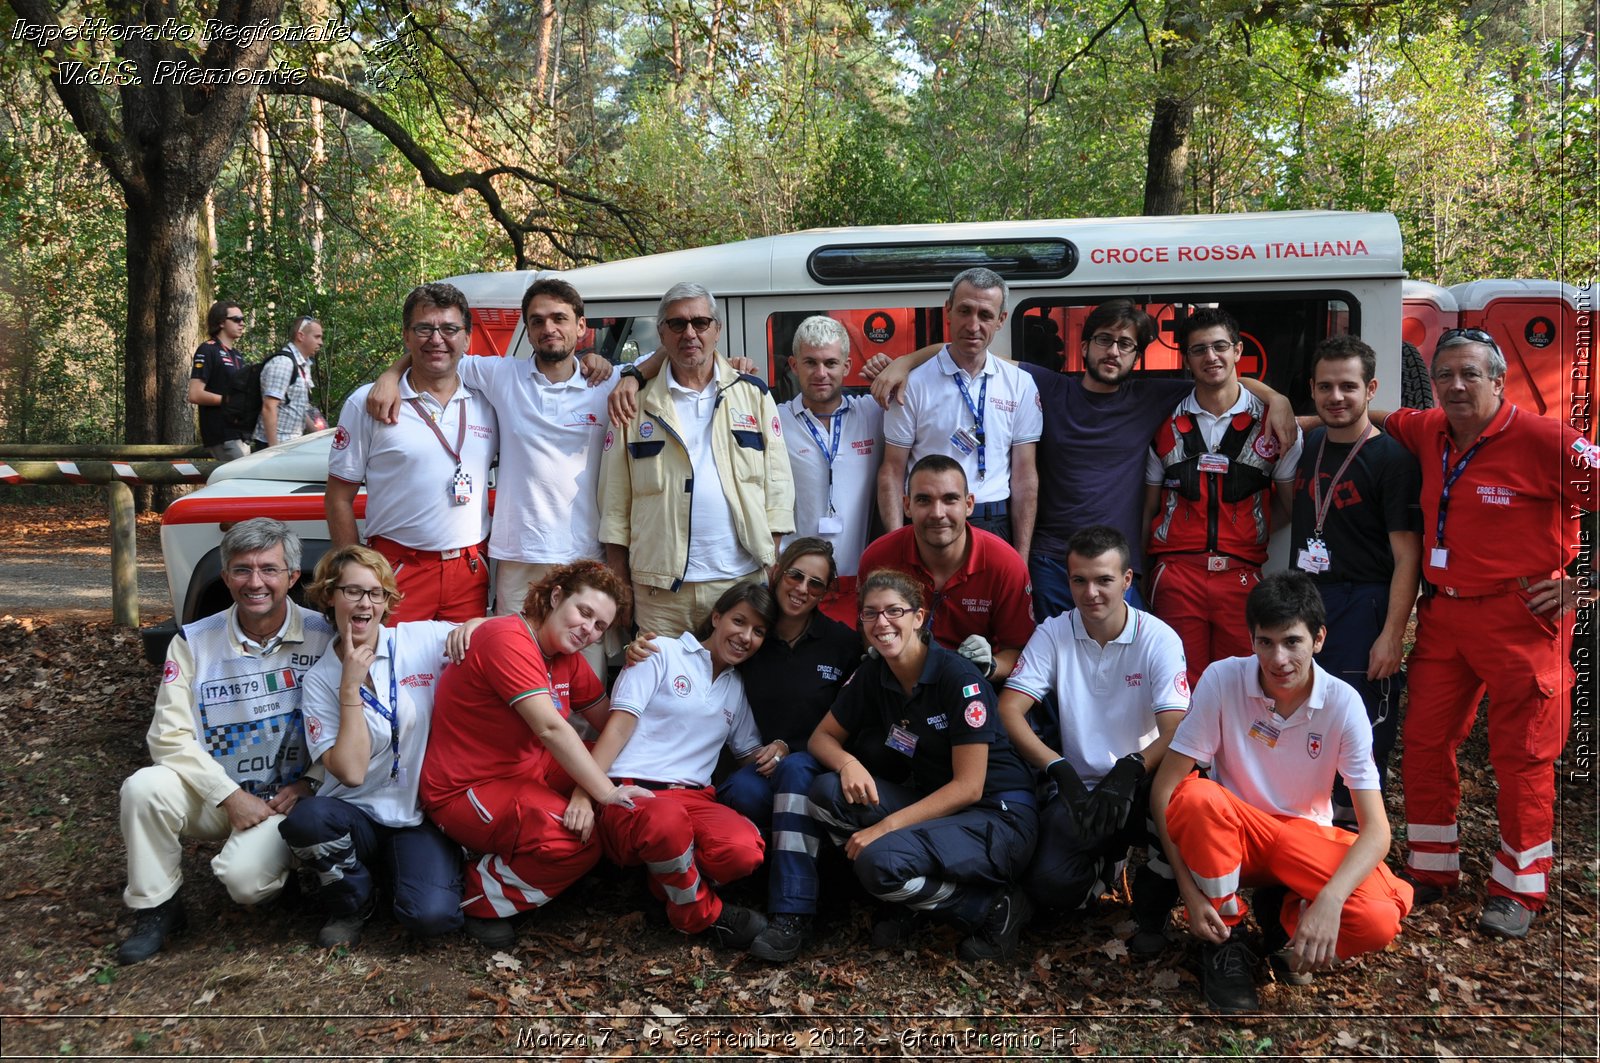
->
<box><xmin>0</xmin><ymin>502</ymin><xmax>1595</xmax><ymax>1060</ymax></box>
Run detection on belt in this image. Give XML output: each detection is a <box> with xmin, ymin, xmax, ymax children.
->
<box><xmin>614</xmin><ymin>778</ymin><xmax>706</xmax><ymax>792</ymax></box>
<box><xmin>1161</xmin><ymin>552</ymin><xmax>1257</xmax><ymax>573</ymax></box>
<box><xmin>986</xmin><ymin>788</ymin><xmax>1037</xmax><ymax>811</ymax></box>
<box><xmin>972</xmin><ymin>500</ymin><xmax>1010</xmax><ymax>519</ymax></box>
<box><xmin>367</xmin><ymin>536</ymin><xmax>484</xmax><ymax>563</ymax></box>
<box><xmin>1431</xmin><ymin>574</ymin><xmax>1546</xmax><ymax>599</ymax></box>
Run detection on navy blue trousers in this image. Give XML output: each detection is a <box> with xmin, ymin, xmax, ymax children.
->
<box><xmin>1314</xmin><ymin>581</ymin><xmax>1405</xmax><ymax>824</ymax></box>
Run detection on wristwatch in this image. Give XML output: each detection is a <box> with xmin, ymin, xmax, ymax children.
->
<box><xmin>619</xmin><ymin>362</ymin><xmax>645</xmax><ymax>386</ymax></box>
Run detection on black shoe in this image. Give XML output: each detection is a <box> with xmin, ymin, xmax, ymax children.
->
<box><xmin>1398</xmin><ymin>870</ymin><xmax>1445</xmax><ymax>907</ymax></box>
<box><xmin>1128</xmin><ymin>914</ymin><xmax>1171</xmax><ymax>958</ymax></box>
<box><xmin>317</xmin><ymin>897</ymin><xmax>375</xmax><ymax>948</ymax></box>
<box><xmin>869</xmin><ymin>907</ymin><xmax>928</xmax><ymax>948</ymax></box>
<box><xmin>116</xmin><ymin>896</ymin><xmax>187</xmax><ymax>965</ymax></box>
<box><xmin>1252</xmin><ymin>885</ymin><xmax>1312</xmax><ymax>986</ymax></box>
<box><xmin>706</xmin><ymin>903</ymin><xmax>767</xmax><ymax>949</ymax></box>
<box><xmin>749</xmin><ymin>913</ymin><xmax>810</xmax><ymax>962</ymax></box>
<box><xmin>957</xmin><ymin>890</ymin><xmax>1034</xmax><ymax>962</ymax></box>
<box><xmin>463</xmin><ymin>915</ymin><xmax>516</xmax><ymax>950</ymax></box>
<box><xmin>1201</xmin><ymin>935</ymin><xmax>1260</xmax><ymax>1014</ymax></box>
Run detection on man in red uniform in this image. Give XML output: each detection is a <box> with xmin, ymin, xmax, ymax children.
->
<box><xmin>857</xmin><ymin>455</ymin><xmax>1035</xmax><ymax>681</ymax></box>
<box><xmin>1378</xmin><ymin>328</ymin><xmax>1596</xmax><ymax>938</ymax></box>
<box><xmin>1142</xmin><ymin>308</ymin><xmax>1302</xmax><ymax>687</ymax></box>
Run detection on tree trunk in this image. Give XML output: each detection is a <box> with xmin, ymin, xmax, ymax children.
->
<box><xmin>1143</xmin><ymin>92</ymin><xmax>1192</xmax><ymax>216</ymax></box>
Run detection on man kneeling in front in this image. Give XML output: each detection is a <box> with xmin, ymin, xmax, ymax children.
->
<box><xmin>1151</xmin><ymin>570</ymin><xmax>1412</xmax><ymax>1013</ymax></box>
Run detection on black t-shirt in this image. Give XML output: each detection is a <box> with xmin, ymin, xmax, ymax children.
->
<box><xmin>191</xmin><ymin>340</ymin><xmax>247</xmax><ymax>445</ymax></box>
<box><xmin>829</xmin><ymin>643</ymin><xmax>1033</xmax><ymax>797</ymax></box>
<box><xmin>741</xmin><ymin>612</ymin><xmax>862</xmax><ymax>750</ymax></box>
<box><xmin>1290</xmin><ymin>427</ymin><xmax>1422</xmax><ymax>584</ymax></box>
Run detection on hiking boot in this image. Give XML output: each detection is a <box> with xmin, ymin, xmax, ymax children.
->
<box><xmin>706</xmin><ymin>903</ymin><xmax>767</xmax><ymax>949</ymax></box>
<box><xmin>1254</xmin><ymin>888</ymin><xmax>1313</xmax><ymax>987</ymax></box>
<box><xmin>463</xmin><ymin>915</ymin><xmax>516</xmax><ymax>950</ymax></box>
<box><xmin>1398</xmin><ymin>870</ymin><xmax>1445</xmax><ymax>907</ymax></box>
<box><xmin>317</xmin><ymin>897</ymin><xmax>375</xmax><ymax>948</ymax></box>
<box><xmin>1129</xmin><ymin>864</ymin><xmax>1178</xmax><ymax>958</ymax></box>
<box><xmin>869</xmin><ymin>908</ymin><xmax>928</xmax><ymax>949</ymax></box>
<box><xmin>1201</xmin><ymin>935</ymin><xmax>1260</xmax><ymax>1013</ymax></box>
<box><xmin>957</xmin><ymin>889</ymin><xmax>1034</xmax><ymax>962</ymax></box>
<box><xmin>748</xmin><ymin>913</ymin><xmax>810</xmax><ymax>962</ymax></box>
<box><xmin>1478</xmin><ymin>895</ymin><xmax>1534</xmax><ymax>939</ymax></box>
<box><xmin>116</xmin><ymin>896</ymin><xmax>187</xmax><ymax>965</ymax></box>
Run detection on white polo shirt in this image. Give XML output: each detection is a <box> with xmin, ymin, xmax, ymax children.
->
<box><xmin>301</xmin><ymin>621</ymin><xmax>455</xmax><ymax>827</ymax></box>
<box><xmin>457</xmin><ymin>354</ymin><xmax>614</xmax><ymax>564</ymax></box>
<box><xmin>331</xmin><ymin>372</ymin><xmax>497</xmax><ymax>551</ymax></box>
<box><xmin>884</xmin><ymin>347</ymin><xmax>1043</xmax><ymax>504</ymax></box>
<box><xmin>608</xmin><ymin>632</ymin><xmax>763</xmax><ymax>786</ymax></box>
<box><xmin>1006</xmin><ymin>607</ymin><xmax>1189</xmax><ymax>785</ymax></box>
<box><xmin>1143</xmin><ymin>389</ymin><xmax>1303</xmax><ymax>485</ymax></box>
<box><xmin>1170</xmin><ymin>656</ymin><xmax>1377</xmax><ymax>825</ymax></box>
<box><xmin>780</xmin><ymin>394</ymin><xmax>884</xmax><ymax>577</ymax></box>
<box><xmin>668</xmin><ymin>366</ymin><xmax>757</xmax><ymax>581</ymax></box>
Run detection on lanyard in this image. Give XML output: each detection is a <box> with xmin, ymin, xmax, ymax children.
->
<box><xmin>798</xmin><ymin>398</ymin><xmax>846</xmax><ymax>514</ymax></box>
<box><xmin>1435</xmin><ymin>437</ymin><xmax>1489</xmax><ymax>548</ymax></box>
<box><xmin>952</xmin><ymin>369</ymin><xmax>988</xmax><ymax>481</ymax></box>
<box><xmin>356</xmin><ymin>636</ymin><xmax>400</xmax><ymax>781</ymax></box>
<box><xmin>406</xmin><ymin>396</ymin><xmax>467</xmax><ymax>468</ymax></box>
<box><xmin>1310</xmin><ymin>427</ymin><xmax>1375</xmax><ymax>539</ymax></box>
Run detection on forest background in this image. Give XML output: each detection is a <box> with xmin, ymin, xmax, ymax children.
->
<box><xmin>0</xmin><ymin>0</ymin><xmax>1594</xmax><ymax>454</ymax></box>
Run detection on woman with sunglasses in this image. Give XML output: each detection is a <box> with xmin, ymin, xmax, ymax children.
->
<box><xmin>420</xmin><ymin>561</ymin><xmax>652</xmax><ymax>949</ymax></box>
<box><xmin>279</xmin><ymin>546</ymin><xmax>484</xmax><ymax>949</ymax></box>
<box><xmin>749</xmin><ymin>568</ymin><xmax>1039</xmax><ymax>963</ymax></box>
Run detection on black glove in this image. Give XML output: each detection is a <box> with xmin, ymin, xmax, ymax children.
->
<box><xmin>1080</xmin><ymin>753</ymin><xmax>1145</xmax><ymax>843</ymax></box>
<box><xmin>1045</xmin><ymin>757</ymin><xmax>1090</xmax><ymax>833</ymax></box>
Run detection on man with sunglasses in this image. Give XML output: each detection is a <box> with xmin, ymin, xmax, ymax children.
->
<box><xmin>600</xmin><ymin>282</ymin><xmax>794</xmax><ymax>637</ymax></box>
<box><xmin>326</xmin><ymin>283</ymin><xmax>499</xmax><ymax>622</ymax></box>
<box><xmin>1374</xmin><ymin>327</ymin><xmax>1596</xmax><ymax>938</ymax></box>
<box><xmin>1143</xmin><ymin>307</ymin><xmax>1303</xmax><ymax>689</ymax></box>
<box><xmin>187</xmin><ymin>300</ymin><xmax>252</xmax><ymax>462</ymax></box>
<box><xmin>115</xmin><ymin>519</ymin><xmax>336</xmax><ymax>964</ymax></box>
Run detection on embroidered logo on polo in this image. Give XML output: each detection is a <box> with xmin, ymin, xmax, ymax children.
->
<box><xmin>1307</xmin><ymin>732</ymin><xmax>1323</xmax><ymax>759</ymax></box>
<box><xmin>1175</xmin><ymin>672</ymin><xmax>1190</xmax><ymax>698</ymax></box>
<box><xmin>964</xmin><ymin>700</ymin><xmax>987</xmax><ymax>728</ymax></box>
<box><xmin>926</xmin><ymin>714</ymin><xmax>948</xmax><ymax>731</ymax></box>
<box><xmin>671</xmin><ymin>675</ymin><xmax>691</xmax><ymax>697</ymax></box>
<box><xmin>306</xmin><ymin>715</ymin><xmax>323</xmax><ymax>743</ymax></box>
<box><xmin>1476</xmin><ymin>485</ymin><xmax>1514</xmax><ymax>506</ymax></box>
<box><xmin>1125</xmin><ymin>672</ymin><xmax>1143</xmax><ymax>687</ymax></box>
<box><xmin>961</xmin><ymin>683</ymin><xmax>981</xmax><ymax>698</ymax></box>
<box><xmin>332</xmin><ymin>425</ymin><xmax>351</xmax><ymax>451</ymax></box>
<box><xmin>732</xmin><ymin>412</ymin><xmax>759</xmax><ymax>431</ymax></box>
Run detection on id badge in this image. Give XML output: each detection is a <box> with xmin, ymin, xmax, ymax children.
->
<box><xmin>949</xmin><ymin>426</ymin><xmax>978</xmax><ymax>456</ymax></box>
<box><xmin>1298</xmin><ymin>538</ymin><xmax>1331</xmax><ymax>574</ymax></box>
<box><xmin>452</xmin><ymin>469</ymin><xmax>473</xmax><ymax>506</ymax></box>
<box><xmin>1246</xmin><ymin>719</ymin><xmax>1281</xmax><ymax>748</ymax></box>
<box><xmin>817</xmin><ymin>514</ymin><xmax>844</xmax><ymax>536</ymax></box>
<box><xmin>886</xmin><ymin>724</ymin><xmax>919</xmax><ymax>757</ymax></box>
<box><xmin>1430</xmin><ymin>547</ymin><xmax>1449</xmax><ymax>569</ymax></box>
<box><xmin>1198</xmin><ymin>452</ymin><xmax>1230</xmax><ymax>474</ymax></box>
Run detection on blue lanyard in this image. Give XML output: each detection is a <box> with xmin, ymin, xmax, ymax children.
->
<box><xmin>798</xmin><ymin>398</ymin><xmax>846</xmax><ymax>513</ymax></box>
<box><xmin>952</xmin><ymin>370</ymin><xmax>988</xmax><ymax>481</ymax></box>
<box><xmin>1435</xmin><ymin>438</ymin><xmax>1489</xmax><ymax>549</ymax></box>
<box><xmin>357</xmin><ymin>636</ymin><xmax>400</xmax><ymax>781</ymax></box>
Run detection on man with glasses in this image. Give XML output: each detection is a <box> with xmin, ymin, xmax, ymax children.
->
<box><xmin>1290</xmin><ymin>336</ymin><xmax>1421</xmax><ymax>828</ymax></box>
<box><xmin>187</xmin><ymin>300</ymin><xmax>252</xmax><ymax>462</ymax></box>
<box><xmin>326</xmin><ymin>283</ymin><xmax>499</xmax><ymax>622</ymax></box>
<box><xmin>600</xmin><ymin>282</ymin><xmax>794</xmax><ymax>637</ymax></box>
<box><xmin>1143</xmin><ymin>307</ymin><xmax>1303</xmax><ymax>688</ymax></box>
<box><xmin>1373</xmin><ymin>328</ymin><xmax>1596</xmax><ymax>938</ymax></box>
<box><xmin>858</xmin><ymin>455</ymin><xmax>1035</xmax><ymax>681</ymax></box>
<box><xmin>254</xmin><ymin>315</ymin><xmax>325</xmax><ymax>450</ymax></box>
<box><xmin>115</xmin><ymin>519</ymin><xmax>336</xmax><ymax>964</ymax></box>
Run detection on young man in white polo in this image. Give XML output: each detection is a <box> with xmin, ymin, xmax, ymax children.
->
<box><xmin>1151</xmin><ymin>571</ymin><xmax>1413</xmax><ymax>1013</ymax></box>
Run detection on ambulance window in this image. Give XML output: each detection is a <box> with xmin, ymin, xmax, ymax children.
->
<box><xmin>808</xmin><ymin>240</ymin><xmax>1077</xmax><ymax>285</ymax></box>
<box><xmin>765</xmin><ymin>307</ymin><xmax>947</xmax><ymax>403</ymax></box>
<box><xmin>583</xmin><ymin>316</ymin><xmax>658</xmax><ymax>365</ymax></box>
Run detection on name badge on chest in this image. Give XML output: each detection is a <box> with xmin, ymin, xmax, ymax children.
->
<box><xmin>1298</xmin><ymin>538</ymin><xmax>1331</xmax><ymax>574</ymax></box>
<box><xmin>817</xmin><ymin>514</ymin><xmax>844</xmax><ymax>536</ymax></box>
<box><xmin>1198</xmin><ymin>452</ymin><xmax>1231</xmax><ymax>475</ymax></box>
<box><xmin>1246</xmin><ymin>718</ymin><xmax>1282</xmax><ymax>748</ymax></box>
<box><xmin>949</xmin><ymin>426</ymin><xmax>979</xmax><ymax>456</ymax></box>
<box><xmin>451</xmin><ymin>467</ymin><xmax>473</xmax><ymax>506</ymax></box>
<box><xmin>886</xmin><ymin>724</ymin><xmax>919</xmax><ymax>757</ymax></box>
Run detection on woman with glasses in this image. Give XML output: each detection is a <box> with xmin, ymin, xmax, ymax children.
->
<box><xmin>278</xmin><ymin>546</ymin><xmax>484</xmax><ymax>949</ymax></box>
<box><xmin>418</xmin><ymin>560</ymin><xmax>651</xmax><ymax>949</ymax></box>
<box><xmin>748</xmin><ymin>568</ymin><xmax>1039</xmax><ymax>963</ymax></box>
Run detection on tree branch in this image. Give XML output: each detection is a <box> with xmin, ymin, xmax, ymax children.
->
<box><xmin>1041</xmin><ymin>0</ymin><xmax>1139</xmax><ymax>105</ymax></box>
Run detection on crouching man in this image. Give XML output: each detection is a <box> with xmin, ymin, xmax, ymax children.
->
<box><xmin>115</xmin><ymin>519</ymin><xmax>335</xmax><ymax>964</ymax></box>
<box><xmin>1151</xmin><ymin>571</ymin><xmax>1412</xmax><ymax>1013</ymax></box>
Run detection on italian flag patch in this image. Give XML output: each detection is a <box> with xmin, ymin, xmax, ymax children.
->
<box><xmin>265</xmin><ymin>669</ymin><xmax>297</xmax><ymax>692</ymax></box>
<box><xmin>961</xmin><ymin>683</ymin><xmax>981</xmax><ymax>698</ymax></box>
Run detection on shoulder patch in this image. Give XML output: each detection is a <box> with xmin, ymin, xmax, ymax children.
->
<box><xmin>964</xmin><ymin>700</ymin><xmax>987</xmax><ymax>728</ymax></box>
<box><xmin>332</xmin><ymin>424</ymin><xmax>351</xmax><ymax>451</ymax></box>
<box><xmin>1252</xmin><ymin>430</ymin><xmax>1280</xmax><ymax>461</ymax></box>
<box><xmin>161</xmin><ymin>659</ymin><xmax>180</xmax><ymax>684</ymax></box>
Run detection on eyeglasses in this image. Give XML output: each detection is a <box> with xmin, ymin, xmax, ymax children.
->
<box><xmin>660</xmin><ymin>316</ymin><xmax>717</xmax><ymax>335</ymax></box>
<box><xmin>336</xmin><ymin>585</ymin><xmax>391</xmax><ymax>604</ymax></box>
<box><xmin>782</xmin><ymin>568</ymin><xmax>829</xmax><ymax>594</ymax></box>
<box><xmin>1185</xmin><ymin>340</ymin><xmax>1238</xmax><ymax>358</ymax></box>
<box><xmin>1089</xmin><ymin>333</ymin><xmax>1138</xmax><ymax>354</ymax></box>
<box><xmin>859</xmin><ymin>604</ymin><xmax>915</xmax><ymax>623</ymax></box>
<box><xmin>225</xmin><ymin>316</ymin><xmax>245</xmax><ymax>324</ymax></box>
<box><xmin>409</xmin><ymin>323</ymin><xmax>465</xmax><ymax>339</ymax></box>
<box><xmin>227</xmin><ymin>565</ymin><xmax>289</xmax><ymax>581</ymax></box>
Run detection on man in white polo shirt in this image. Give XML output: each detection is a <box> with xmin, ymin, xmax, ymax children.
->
<box><xmin>779</xmin><ymin>315</ymin><xmax>884</xmax><ymax>625</ymax></box>
<box><xmin>327</xmin><ymin>283</ymin><xmax>498</xmax><ymax>622</ymax></box>
<box><xmin>877</xmin><ymin>267</ymin><xmax>1042</xmax><ymax>557</ymax></box>
<box><xmin>1150</xmin><ymin>571</ymin><xmax>1412</xmax><ymax>1014</ymax></box>
<box><xmin>999</xmin><ymin>525</ymin><xmax>1187</xmax><ymax>954</ymax></box>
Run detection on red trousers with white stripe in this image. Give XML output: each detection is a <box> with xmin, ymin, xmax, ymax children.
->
<box><xmin>1147</xmin><ymin>559</ymin><xmax>1260</xmax><ymax>688</ymax></box>
<box><xmin>425</xmin><ymin>753</ymin><xmax>599</xmax><ymax>919</ymax></box>
<box><xmin>597</xmin><ymin>787</ymin><xmax>764</xmax><ymax>934</ymax></box>
<box><xmin>1403</xmin><ymin>593</ymin><xmax>1573</xmax><ymax>909</ymax></box>
<box><xmin>1166</xmin><ymin>776</ymin><xmax>1412</xmax><ymax>959</ymax></box>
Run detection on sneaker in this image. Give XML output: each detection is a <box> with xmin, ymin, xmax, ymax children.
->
<box><xmin>869</xmin><ymin>908</ymin><xmax>927</xmax><ymax>949</ymax></box>
<box><xmin>748</xmin><ymin>913</ymin><xmax>811</xmax><ymax>962</ymax></box>
<box><xmin>1201</xmin><ymin>936</ymin><xmax>1260</xmax><ymax>1014</ymax></box>
<box><xmin>1478</xmin><ymin>895</ymin><xmax>1534</xmax><ymax>939</ymax></box>
<box><xmin>317</xmin><ymin>897</ymin><xmax>375</xmax><ymax>948</ymax></box>
<box><xmin>116</xmin><ymin>896</ymin><xmax>187</xmax><ymax>965</ymax></box>
<box><xmin>1398</xmin><ymin>870</ymin><xmax>1445</xmax><ymax>908</ymax></box>
<box><xmin>706</xmin><ymin>903</ymin><xmax>767</xmax><ymax>949</ymax></box>
<box><xmin>956</xmin><ymin>889</ymin><xmax>1034</xmax><ymax>962</ymax></box>
<box><xmin>463</xmin><ymin>915</ymin><xmax>516</xmax><ymax>950</ymax></box>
